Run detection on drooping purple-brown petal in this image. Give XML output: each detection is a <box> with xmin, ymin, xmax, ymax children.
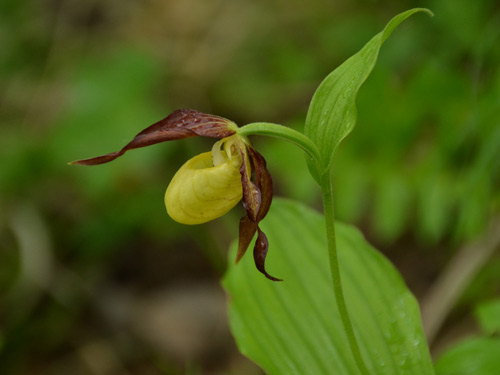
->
<box><xmin>237</xmin><ymin>144</ymin><xmax>279</xmax><ymax>281</ymax></box>
<box><xmin>239</xmin><ymin>151</ymin><xmax>261</xmax><ymax>222</ymax></box>
<box><xmin>236</xmin><ymin>216</ymin><xmax>256</xmax><ymax>264</ymax></box>
<box><xmin>69</xmin><ymin>109</ymin><xmax>237</xmax><ymax>165</ymax></box>
<box><xmin>247</xmin><ymin>147</ymin><xmax>273</xmax><ymax>221</ymax></box>
<box><xmin>253</xmin><ymin>229</ymin><xmax>282</xmax><ymax>282</ymax></box>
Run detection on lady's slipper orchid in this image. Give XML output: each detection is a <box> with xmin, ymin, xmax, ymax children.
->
<box><xmin>70</xmin><ymin>109</ymin><xmax>280</xmax><ymax>281</ymax></box>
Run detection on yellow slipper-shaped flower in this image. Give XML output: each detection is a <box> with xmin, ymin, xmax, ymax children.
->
<box><xmin>165</xmin><ymin>150</ymin><xmax>243</xmax><ymax>225</ymax></box>
<box><xmin>70</xmin><ymin>109</ymin><xmax>280</xmax><ymax>281</ymax></box>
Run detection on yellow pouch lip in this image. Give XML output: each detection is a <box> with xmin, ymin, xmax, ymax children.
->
<box><xmin>165</xmin><ymin>151</ymin><xmax>243</xmax><ymax>225</ymax></box>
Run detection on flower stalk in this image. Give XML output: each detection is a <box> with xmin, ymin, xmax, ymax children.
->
<box><xmin>237</xmin><ymin>122</ymin><xmax>323</xmax><ymax>176</ymax></box>
<box><xmin>320</xmin><ymin>171</ymin><xmax>370</xmax><ymax>375</ymax></box>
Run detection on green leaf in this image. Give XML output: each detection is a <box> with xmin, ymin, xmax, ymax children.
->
<box><xmin>304</xmin><ymin>8</ymin><xmax>432</xmax><ymax>172</ymax></box>
<box><xmin>223</xmin><ymin>198</ymin><xmax>434</xmax><ymax>375</ymax></box>
<box><xmin>435</xmin><ymin>337</ymin><xmax>500</xmax><ymax>375</ymax></box>
<box><xmin>475</xmin><ymin>299</ymin><xmax>500</xmax><ymax>335</ymax></box>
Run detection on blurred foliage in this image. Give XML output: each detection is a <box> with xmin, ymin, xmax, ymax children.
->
<box><xmin>475</xmin><ymin>299</ymin><xmax>500</xmax><ymax>335</ymax></box>
<box><xmin>435</xmin><ymin>298</ymin><xmax>500</xmax><ymax>375</ymax></box>
<box><xmin>1</xmin><ymin>0</ymin><xmax>500</xmax><ymax>374</ymax></box>
<box><xmin>435</xmin><ymin>337</ymin><xmax>500</xmax><ymax>375</ymax></box>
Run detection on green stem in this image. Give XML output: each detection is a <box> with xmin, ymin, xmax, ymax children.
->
<box><xmin>320</xmin><ymin>172</ymin><xmax>370</xmax><ymax>375</ymax></box>
<box><xmin>238</xmin><ymin>122</ymin><xmax>323</xmax><ymax>174</ymax></box>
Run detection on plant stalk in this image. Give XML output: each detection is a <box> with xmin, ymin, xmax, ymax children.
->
<box><xmin>320</xmin><ymin>172</ymin><xmax>370</xmax><ymax>375</ymax></box>
<box><xmin>238</xmin><ymin>122</ymin><xmax>323</xmax><ymax>174</ymax></box>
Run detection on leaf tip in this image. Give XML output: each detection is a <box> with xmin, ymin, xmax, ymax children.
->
<box><xmin>416</xmin><ymin>8</ymin><xmax>434</xmax><ymax>17</ymax></box>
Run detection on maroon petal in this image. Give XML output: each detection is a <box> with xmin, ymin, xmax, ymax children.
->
<box><xmin>253</xmin><ymin>229</ymin><xmax>282</xmax><ymax>282</ymax></box>
<box><xmin>238</xmin><ymin>145</ymin><xmax>279</xmax><ymax>281</ymax></box>
<box><xmin>69</xmin><ymin>109</ymin><xmax>237</xmax><ymax>165</ymax></box>
<box><xmin>248</xmin><ymin>147</ymin><xmax>273</xmax><ymax>221</ymax></box>
<box><xmin>239</xmin><ymin>150</ymin><xmax>261</xmax><ymax>222</ymax></box>
<box><xmin>236</xmin><ymin>216</ymin><xmax>256</xmax><ymax>264</ymax></box>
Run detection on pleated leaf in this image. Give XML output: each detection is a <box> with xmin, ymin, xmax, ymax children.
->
<box><xmin>223</xmin><ymin>199</ymin><xmax>434</xmax><ymax>375</ymax></box>
<box><xmin>304</xmin><ymin>8</ymin><xmax>432</xmax><ymax>172</ymax></box>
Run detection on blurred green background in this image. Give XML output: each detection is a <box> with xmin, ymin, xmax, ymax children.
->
<box><xmin>1</xmin><ymin>0</ymin><xmax>499</xmax><ymax>374</ymax></box>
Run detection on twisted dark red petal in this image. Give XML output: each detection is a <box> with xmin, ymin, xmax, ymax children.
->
<box><xmin>238</xmin><ymin>145</ymin><xmax>279</xmax><ymax>281</ymax></box>
<box><xmin>69</xmin><ymin>109</ymin><xmax>236</xmax><ymax>165</ymax></box>
<box><xmin>239</xmin><ymin>152</ymin><xmax>261</xmax><ymax>223</ymax></box>
<box><xmin>248</xmin><ymin>147</ymin><xmax>273</xmax><ymax>221</ymax></box>
<box><xmin>236</xmin><ymin>216</ymin><xmax>256</xmax><ymax>264</ymax></box>
<box><xmin>254</xmin><ymin>229</ymin><xmax>282</xmax><ymax>282</ymax></box>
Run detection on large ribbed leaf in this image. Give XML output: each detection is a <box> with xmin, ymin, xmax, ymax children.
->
<box><xmin>304</xmin><ymin>8</ymin><xmax>432</xmax><ymax>173</ymax></box>
<box><xmin>223</xmin><ymin>199</ymin><xmax>434</xmax><ymax>375</ymax></box>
